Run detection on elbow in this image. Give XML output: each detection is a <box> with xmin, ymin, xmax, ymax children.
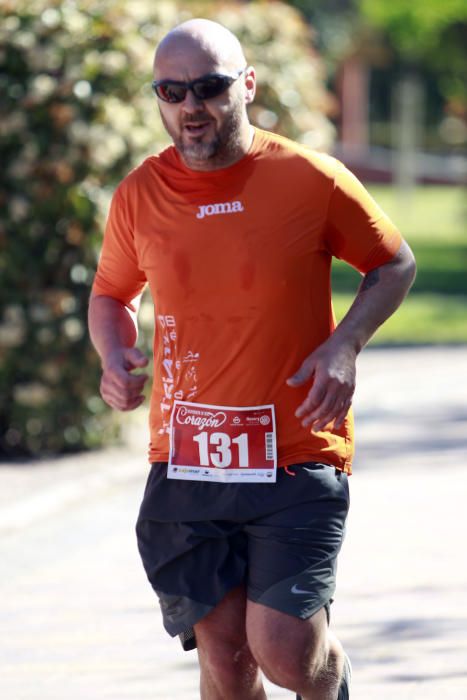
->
<box><xmin>393</xmin><ymin>239</ymin><xmax>417</xmax><ymax>291</ymax></box>
<box><xmin>404</xmin><ymin>242</ymin><xmax>417</xmax><ymax>289</ymax></box>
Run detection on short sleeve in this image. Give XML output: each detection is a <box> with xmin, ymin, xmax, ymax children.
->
<box><xmin>324</xmin><ymin>162</ymin><xmax>402</xmax><ymax>273</ymax></box>
<box><xmin>91</xmin><ymin>186</ymin><xmax>147</xmax><ymax>308</ymax></box>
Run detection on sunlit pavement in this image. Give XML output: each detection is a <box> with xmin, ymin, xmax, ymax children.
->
<box><xmin>1</xmin><ymin>346</ymin><xmax>466</xmax><ymax>699</ymax></box>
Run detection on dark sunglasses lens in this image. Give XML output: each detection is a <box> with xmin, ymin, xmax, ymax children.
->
<box><xmin>192</xmin><ymin>76</ymin><xmax>230</xmax><ymax>100</ymax></box>
<box><xmin>156</xmin><ymin>82</ymin><xmax>187</xmax><ymax>103</ymax></box>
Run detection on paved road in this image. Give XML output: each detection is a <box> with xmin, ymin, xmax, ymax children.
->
<box><xmin>1</xmin><ymin>346</ymin><xmax>466</xmax><ymax>699</ymax></box>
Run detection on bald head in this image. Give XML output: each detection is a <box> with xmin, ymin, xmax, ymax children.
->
<box><xmin>154</xmin><ymin>18</ymin><xmax>246</xmax><ymax>76</ymax></box>
<box><xmin>152</xmin><ymin>18</ymin><xmax>255</xmax><ymax>171</ymax></box>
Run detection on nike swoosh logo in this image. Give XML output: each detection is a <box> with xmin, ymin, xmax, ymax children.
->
<box><xmin>291</xmin><ymin>584</ymin><xmax>314</xmax><ymax>595</ymax></box>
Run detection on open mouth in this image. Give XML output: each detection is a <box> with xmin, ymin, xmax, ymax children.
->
<box><xmin>183</xmin><ymin>121</ymin><xmax>211</xmax><ymax>137</ymax></box>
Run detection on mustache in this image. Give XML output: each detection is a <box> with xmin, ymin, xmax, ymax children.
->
<box><xmin>181</xmin><ymin>115</ymin><xmax>212</xmax><ymax>125</ymax></box>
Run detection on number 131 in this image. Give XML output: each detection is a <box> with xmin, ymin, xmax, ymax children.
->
<box><xmin>193</xmin><ymin>431</ymin><xmax>249</xmax><ymax>468</ymax></box>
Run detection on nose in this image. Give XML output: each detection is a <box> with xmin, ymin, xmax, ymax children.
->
<box><xmin>181</xmin><ymin>87</ymin><xmax>204</xmax><ymax>111</ymax></box>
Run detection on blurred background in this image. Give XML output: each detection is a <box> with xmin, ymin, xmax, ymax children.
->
<box><xmin>1</xmin><ymin>0</ymin><xmax>466</xmax><ymax>459</ymax></box>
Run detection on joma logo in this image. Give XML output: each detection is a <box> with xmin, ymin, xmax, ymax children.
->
<box><xmin>196</xmin><ymin>201</ymin><xmax>244</xmax><ymax>219</ymax></box>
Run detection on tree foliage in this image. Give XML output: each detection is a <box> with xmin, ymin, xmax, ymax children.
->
<box><xmin>358</xmin><ymin>0</ymin><xmax>467</xmax><ymax>102</ymax></box>
<box><xmin>0</xmin><ymin>0</ymin><xmax>333</xmax><ymax>457</ymax></box>
<box><xmin>359</xmin><ymin>0</ymin><xmax>467</xmax><ymax>56</ymax></box>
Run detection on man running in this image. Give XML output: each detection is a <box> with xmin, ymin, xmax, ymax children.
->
<box><xmin>88</xmin><ymin>18</ymin><xmax>416</xmax><ymax>700</ymax></box>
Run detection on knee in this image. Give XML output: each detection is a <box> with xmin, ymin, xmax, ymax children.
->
<box><xmin>199</xmin><ymin>639</ymin><xmax>262</xmax><ymax>698</ymax></box>
<box><xmin>197</xmin><ymin>633</ymin><xmax>260</xmax><ymax>690</ymax></box>
<box><xmin>201</xmin><ymin>636</ymin><xmax>249</xmax><ymax>673</ymax></box>
<box><xmin>249</xmin><ymin>630</ymin><xmax>339</xmax><ymax>696</ymax></box>
<box><xmin>253</xmin><ymin>639</ymin><xmax>326</xmax><ymax>692</ymax></box>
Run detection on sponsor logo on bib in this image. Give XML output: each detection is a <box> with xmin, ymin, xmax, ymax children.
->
<box><xmin>175</xmin><ymin>405</ymin><xmax>227</xmax><ymax>430</ymax></box>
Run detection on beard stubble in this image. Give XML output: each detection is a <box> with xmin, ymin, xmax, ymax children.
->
<box><xmin>161</xmin><ymin>94</ymin><xmax>245</xmax><ymax>169</ymax></box>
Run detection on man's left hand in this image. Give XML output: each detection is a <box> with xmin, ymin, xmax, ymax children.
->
<box><xmin>286</xmin><ymin>339</ymin><xmax>356</xmax><ymax>432</ymax></box>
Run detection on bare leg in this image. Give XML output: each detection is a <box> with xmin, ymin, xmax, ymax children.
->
<box><xmin>247</xmin><ymin>601</ymin><xmax>345</xmax><ymax>700</ymax></box>
<box><xmin>194</xmin><ymin>586</ymin><xmax>267</xmax><ymax>700</ymax></box>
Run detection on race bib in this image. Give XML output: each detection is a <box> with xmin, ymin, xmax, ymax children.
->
<box><xmin>168</xmin><ymin>401</ymin><xmax>277</xmax><ymax>483</ymax></box>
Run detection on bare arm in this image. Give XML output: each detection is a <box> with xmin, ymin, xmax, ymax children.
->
<box><xmin>330</xmin><ymin>239</ymin><xmax>416</xmax><ymax>352</ymax></box>
<box><xmin>287</xmin><ymin>240</ymin><xmax>417</xmax><ymax>432</ymax></box>
<box><xmin>88</xmin><ymin>294</ymin><xmax>149</xmax><ymax>411</ymax></box>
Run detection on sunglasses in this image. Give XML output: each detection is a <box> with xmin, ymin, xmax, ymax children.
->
<box><xmin>151</xmin><ymin>68</ymin><xmax>245</xmax><ymax>104</ymax></box>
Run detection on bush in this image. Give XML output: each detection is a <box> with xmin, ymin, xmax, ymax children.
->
<box><xmin>0</xmin><ymin>0</ymin><xmax>334</xmax><ymax>458</ymax></box>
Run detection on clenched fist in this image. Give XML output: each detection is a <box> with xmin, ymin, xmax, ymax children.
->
<box><xmin>100</xmin><ymin>346</ymin><xmax>149</xmax><ymax>412</ymax></box>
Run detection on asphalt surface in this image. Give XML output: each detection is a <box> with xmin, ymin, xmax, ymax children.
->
<box><xmin>1</xmin><ymin>345</ymin><xmax>466</xmax><ymax>699</ymax></box>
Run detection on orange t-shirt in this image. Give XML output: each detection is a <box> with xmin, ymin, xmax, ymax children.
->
<box><xmin>92</xmin><ymin>128</ymin><xmax>402</xmax><ymax>473</ymax></box>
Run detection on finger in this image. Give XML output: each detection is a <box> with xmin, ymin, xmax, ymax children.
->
<box><xmin>302</xmin><ymin>392</ymin><xmax>341</xmax><ymax>429</ymax></box>
<box><xmin>118</xmin><ymin>396</ymin><xmax>146</xmax><ymax>412</ymax></box>
<box><xmin>106</xmin><ymin>367</ymin><xmax>149</xmax><ymax>392</ymax></box>
<box><xmin>102</xmin><ymin>379</ymin><xmax>147</xmax><ymax>405</ymax></box>
<box><xmin>101</xmin><ymin>385</ymin><xmax>146</xmax><ymax>411</ymax></box>
<box><xmin>123</xmin><ymin>347</ymin><xmax>149</xmax><ymax>369</ymax></box>
<box><xmin>307</xmin><ymin>391</ymin><xmax>353</xmax><ymax>432</ymax></box>
<box><xmin>298</xmin><ymin>365</ymin><xmax>355</xmax><ymax>421</ymax></box>
<box><xmin>333</xmin><ymin>399</ymin><xmax>353</xmax><ymax>430</ymax></box>
<box><xmin>100</xmin><ymin>375</ymin><xmax>147</xmax><ymax>404</ymax></box>
<box><xmin>295</xmin><ymin>378</ymin><xmax>327</xmax><ymax>418</ymax></box>
<box><xmin>286</xmin><ymin>357</ymin><xmax>316</xmax><ymax>387</ymax></box>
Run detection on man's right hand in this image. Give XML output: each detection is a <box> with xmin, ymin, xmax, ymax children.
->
<box><xmin>99</xmin><ymin>347</ymin><xmax>149</xmax><ymax>411</ymax></box>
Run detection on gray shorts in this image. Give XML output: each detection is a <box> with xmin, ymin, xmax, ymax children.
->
<box><xmin>136</xmin><ymin>462</ymin><xmax>349</xmax><ymax>647</ymax></box>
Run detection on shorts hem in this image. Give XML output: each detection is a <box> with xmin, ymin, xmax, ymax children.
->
<box><xmin>159</xmin><ymin>582</ymin><xmax>243</xmax><ymax>639</ymax></box>
<box><xmin>247</xmin><ymin>589</ymin><xmax>333</xmax><ymax>623</ymax></box>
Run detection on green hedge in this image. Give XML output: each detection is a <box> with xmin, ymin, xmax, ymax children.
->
<box><xmin>0</xmin><ymin>0</ymin><xmax>333</xmax><ymax>457</ymax></box>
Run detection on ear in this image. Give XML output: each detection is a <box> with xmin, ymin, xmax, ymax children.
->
<box><xmin>244</xmin><ymin>65</ymin><xmax>256</xmax><ymax>104</ymax></box>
